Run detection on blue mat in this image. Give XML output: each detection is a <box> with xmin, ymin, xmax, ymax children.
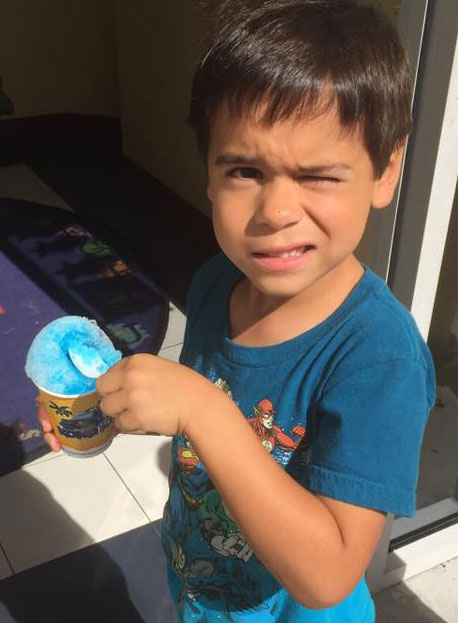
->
<box><xmin>1</xmin><ymin>198</ymin><xmax>169</xmax><ymax>475</ymax></box>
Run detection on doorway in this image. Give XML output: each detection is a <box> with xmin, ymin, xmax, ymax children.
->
<box><xmin>366</xmin><ymin>0</ymin><xmax>458</xmax><ymax>592</ymax></box>
<box><xmin>391</xmin><ymin>183</ymin><xmax>458</xmax><ymax>550</ymax></box>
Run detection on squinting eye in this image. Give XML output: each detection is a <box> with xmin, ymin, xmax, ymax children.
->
<box><xmin>228</xmin><ymin>167</ymin><xmax>262</xmax><ymax>180</ymax></box>
<box><xmin>300</xmin><ymin>176</ymin><xmax>340</xmax><ymax>186</ymax></box>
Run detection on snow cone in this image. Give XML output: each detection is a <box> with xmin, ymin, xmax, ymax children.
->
<box><xmin>25</xmin><ymin>316</ymin><xmax>122</xmax><ymax>457</ymax></box>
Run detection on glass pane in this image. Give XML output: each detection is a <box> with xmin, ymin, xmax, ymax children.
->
<box><xmin>419</xmin><ymin>182</ymin><xmax>458</xmax><ymax>511</ymax></box>
<box><xmin>356</xmin><ymin>0</ymin><xmax>428</xmax><ymax>279</ymax></box>
<box><xmin>389</xmin><ymin>187</ymin><xmax>458</xmax><ymax>551</ymax></box>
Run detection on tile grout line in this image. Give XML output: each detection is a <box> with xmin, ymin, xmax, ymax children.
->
<box><xmin>151</xmin><ymin>519</ymin><xmax>162</xmax><ymax>538</ymax></box>
<box><xmin>102</xmin><ymin>452</ymin><xmax>152</xmax><ymax>525</ymax></box>
<box><xmin>160</xmin><ymin>342</ymin><xmax>184</xmax><ymax>351</ymax></box>
<box><xmin>0</xmin><ymin>540</ymin><xmax>15</xmax><ymax>577</ymax></box>
<box><xmin>25</xmin><ymin>450</ymin><xmax>66</xmax><ymax>469</ymax></box>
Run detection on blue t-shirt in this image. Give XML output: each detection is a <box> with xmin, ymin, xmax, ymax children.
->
<box><xmin>161</xmin><ymin>253</ymin><xmax>436</xmax><ymax>623</ymax></box>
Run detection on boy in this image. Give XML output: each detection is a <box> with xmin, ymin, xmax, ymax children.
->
<box><xmin>39</xmin><ymin>1</ymin><xmax>436</xmax><ymax>621</ymax></box>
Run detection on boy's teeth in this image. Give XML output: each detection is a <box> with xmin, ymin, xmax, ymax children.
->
<box><xmin>266</xmin><ymin>247</ymin><xmax>305</xmax><ymax>258</ymax></box>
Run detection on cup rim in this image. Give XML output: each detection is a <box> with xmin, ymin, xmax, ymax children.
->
<box><xmin>35</xmin><ymin>384</ymin><xmax>98</xmax><ymax>399</ymax></box>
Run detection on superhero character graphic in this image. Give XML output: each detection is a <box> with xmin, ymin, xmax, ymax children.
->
<box><xmin>213</xmin><ymin>377</ymin><xmax>233</xmax><ymax>399</ymax></box>
<box><xmin>178</xmin><ymin>439</ymin><xmax>200</xmax><ymax>476</ymax></box>
<box><xmin>198</xmin><ymin>489</ymin><xmax>254</xmax><ymax>563</ymax></box>
<box><xmin>80</xmin><ymin>239</ymin><xmax>112</xmax><ymax>258</ymax></box>
<box><xmin>163</xmin><ymin>382</ymin><xmax>307</xmax><ymax>619</ymax></box>
<box><xmin>162</xmin><ymin>504</ymin><xmax>271</xmax><ymax>619</ymax></box>
<box><xmin>96</xmin><ymin>260</ymin><xmax>133</xmax><ymax>279</ymax></box>
<box><xmin>57</xmin><ymin>224</ymin><xmax>90</xmax><ymax>238</ymax></box>
<box><xmin>172</xmin><ymin>436</ymin><xmax>210</xmax><ymax>511</ymax></box>
<box><xmin>248</xmin><ymin>398</ymin><xmax>306</xmax><ymax>455</ymax></box>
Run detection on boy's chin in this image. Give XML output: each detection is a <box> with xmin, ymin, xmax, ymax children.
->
<box><xmin>249</xmin><ymin>274</ymin><xmax>316</xmax><ymax>301</ymax></box>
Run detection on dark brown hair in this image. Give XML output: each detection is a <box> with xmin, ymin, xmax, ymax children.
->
<box><xmin>189</xmin><ymin>0</ymin><xmax>413</xmax><ymax>177</ymax></box>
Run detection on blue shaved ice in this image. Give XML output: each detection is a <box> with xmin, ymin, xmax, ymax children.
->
<box><xmin>25</xmin><ymin>316</ymin><xmax>122</xmax><ymax>395</ymax></box>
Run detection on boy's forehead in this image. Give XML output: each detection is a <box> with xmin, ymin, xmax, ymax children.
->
<box><xmin>209</xmin><ymin>99</ymin><xmax>331</xmax><ymax>132</ymax></box>
<box><xmin>206</xmin><ymin>100</ymin><xmax>381</xmax><ymax>180</ymax></box>
<box><xmin>208</xmin><ymin>100</ymin><xmax>363</xmax><ymax>157</ymax></box>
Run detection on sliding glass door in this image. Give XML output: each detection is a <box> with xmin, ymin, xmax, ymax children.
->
<box><xmin>362</xmin><ymin>0</ymin><xmax>458</xmax><ymax>592</ymax></box>
<box><xmin>391</xmin><ymin>184</ymin><xmax>458</xmax><ymax>548</ymax></box>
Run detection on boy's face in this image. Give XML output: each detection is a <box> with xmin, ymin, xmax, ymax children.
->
<box><xmin>207</xmin><ymin>104</ymin><xmax>402</xmax><ymax>304</ymax></box>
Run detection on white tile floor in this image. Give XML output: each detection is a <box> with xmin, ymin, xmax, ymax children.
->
<box><xmin>0</xmin><ymin>300</ymin><xmax>185</xmax><ymax>577</ymax></box>
<box><xmin>375</xmin><ymin>557</ymin><xmax>458</xmax><ymax>622</ymax></box>
<box><xmin>1</xmin><ymin>165</ymin><xmax>457</xmax><ymax>621</ymax></box>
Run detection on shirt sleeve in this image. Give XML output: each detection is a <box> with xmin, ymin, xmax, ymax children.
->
<box><xmin>302</xmin><ymin>358</ymin><xmax>435</xmax><ymax>517</ymax></box>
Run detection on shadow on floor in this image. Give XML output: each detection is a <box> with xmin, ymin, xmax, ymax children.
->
<box><xmin>374</xmin><ymin>582</ymin><xmax>447</xmax><ymax>623</ymax></box>
<box><xmin>0</xmin><ymin>469</ymin><xmax>173</xmax><ymax>623</ymax></box>
<box><xmin>157</xmin><ymin>439</ymin><xmax>173</xmax><ymax>478</ymax></box>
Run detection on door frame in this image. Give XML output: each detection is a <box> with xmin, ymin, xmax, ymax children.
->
<box><xmin>362</xmin><ymin>0</ymin><xmax>429</xmax><ymax>280</ymax></box>
<box><xmin>367</xmin><ymin>0</ymin><xmax>458</xmax><ymax>594</ymax></box>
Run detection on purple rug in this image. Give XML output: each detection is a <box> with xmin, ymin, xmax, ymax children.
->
<box><xmin>1</xmin><ymin>198</ymin><xmax>169</xmax><ymax>475</ymax></box>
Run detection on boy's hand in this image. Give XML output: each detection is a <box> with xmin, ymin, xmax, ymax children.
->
<box><xmin>97</xmin><ymin>354</ymin><xmax>209</xmax><ymax>437</ymax></box>
<box><xmin>36</xmin><ymin>396</ymin><xmax>62</xmax><ymax>452</ymax></box>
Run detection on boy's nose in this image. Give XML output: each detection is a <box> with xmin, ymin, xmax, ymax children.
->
<box><xmin>254</xmin><ymin>178</ymin><xmax>303</xmax><ymax>230</ymax></box>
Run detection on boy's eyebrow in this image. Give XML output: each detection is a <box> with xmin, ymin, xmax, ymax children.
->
<box><xmin>214</xmin><ymin>152</ymin><xmax>352</xmax><ymax>174</ymax></box>
<box><xmin>214</xmin><ymin>153</ymin><xmax>260</xmax><ymax>166</ymax></box>
<box><xmin>295</xmin><ymin>163</ymin><xmax>352</xmax><ymax>175</ymax></box>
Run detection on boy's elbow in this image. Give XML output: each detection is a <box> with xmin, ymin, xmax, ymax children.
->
<box><xmin>288</xmin><ymin>576</ymin><xmax>354</xmax><ymax>610</ymax></box>
<box><xmin>290</xmin><ymin>590</ymin><xmax>342</xmax><ymax>611</ymax></box>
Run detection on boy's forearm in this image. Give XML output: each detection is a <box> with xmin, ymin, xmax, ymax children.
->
<box><xmin>184</xmin><ymin>383</ymin><xmax>348</xmax><ymax>609</ymax></box>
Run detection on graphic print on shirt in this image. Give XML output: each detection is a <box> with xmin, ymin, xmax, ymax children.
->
<box><xmin>162</xmin><ymin>378</ymin><xmax>308</xmax><ymax>619</ymax></box>
<box><xmin>247</xmin><ymin>398</ymin><xmax>306</xmax><ymax>464</ymax></box>
<box><xmin>198</xmin><ymin>489</ymin><xmax>254</xmax><ymax>562</ymax></box>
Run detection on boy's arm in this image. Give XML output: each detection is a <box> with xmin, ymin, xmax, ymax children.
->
<box><xmin>185</xmin><ymin>386</ymin><xmax>386</xmax><ymax>609</ymax></box>
<box><xmin>98</xmin><ymin>354</ymin><xmax>386</xmax><ymax>610</ymax></box>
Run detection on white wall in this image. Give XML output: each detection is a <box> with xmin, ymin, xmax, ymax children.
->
<box><xmin>0</xmin><ymin>0</ymin><xmax>119</xmax><ymax>118</ymax></box>
<box><xmin>114</xmin><ymin>1</ymin><xmax>209</xmax><ymax>214</ymax></box>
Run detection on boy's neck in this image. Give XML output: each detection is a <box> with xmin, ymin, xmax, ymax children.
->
<box><xmin>229</xmin><ymin>255</ymin><xmax>364</xmax><ymax>347</ymax></box>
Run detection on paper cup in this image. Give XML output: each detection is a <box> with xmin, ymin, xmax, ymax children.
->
<box><xmin>37</xmin><ymin>385</ymin><xmax>114</xmax><ymax>457</ymax></box>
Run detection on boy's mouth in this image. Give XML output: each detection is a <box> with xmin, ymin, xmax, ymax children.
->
<box><xmin>251</xmin><ymin>244</ymin><xmax>316</xmax><ymax>271</ymax></box>
<box><xmin>252</xmin><ymin>244</ymin><xmax>315</xmax><ymax>259</ymax></box>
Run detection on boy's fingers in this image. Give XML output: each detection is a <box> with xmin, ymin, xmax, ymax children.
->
<box><xmin>36</xmin><ymin>407</ymin><xmax>52</xmax><ymax>431</ymax></box>
<box><xmin>35</xmin><ymin>399</ymin><xmax>55</xmax><ymax>434</ymax></box>
<box><xmin>37</xmin><ymin>412</ymin><xmax>61</xmax><ymax>452</ymax></box>
<box><xmin>35</xmin><ymin>400</ymin><xmax>60</xmax><ymax>451</ymax></box>
<box><xmin>100</xmin><ymin>390</ymin><xmax>128</xmax><ymax>416</ymax></box>
<box><xmin>97</xmin><ymin>367</ymin><xmax>124</xmax><ymax>396</ymax></box>
<box><xmin>43</xmin><ymin>431</ymin><xmax>61</xmax><ymax>452</ymax></box>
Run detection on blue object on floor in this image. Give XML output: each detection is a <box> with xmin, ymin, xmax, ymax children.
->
<box><xmin>0</xmin><ymin>198</ymin><xmax>169</xmax><ymax>475</ymax></box>
<box><xmin>0</xmin><ymin>521</ymin><xmax>175</xmax><ymax>623</ymax></box>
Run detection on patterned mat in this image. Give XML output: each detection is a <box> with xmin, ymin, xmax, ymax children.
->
<box><xmin>0</xmin><ymin>198</ymin><xmax>169</xmax><ymax>475</ymax></box>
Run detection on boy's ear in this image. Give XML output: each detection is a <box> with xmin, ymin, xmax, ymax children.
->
<box><xmin>372</xmin><ymin>142</ymin><xmax>405</xmax><ymax>210</ymax></box>
<box><xmin>207</xmin><ymin>183</ymin><xmax>213</xmax><ymax>203</ymax></box>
